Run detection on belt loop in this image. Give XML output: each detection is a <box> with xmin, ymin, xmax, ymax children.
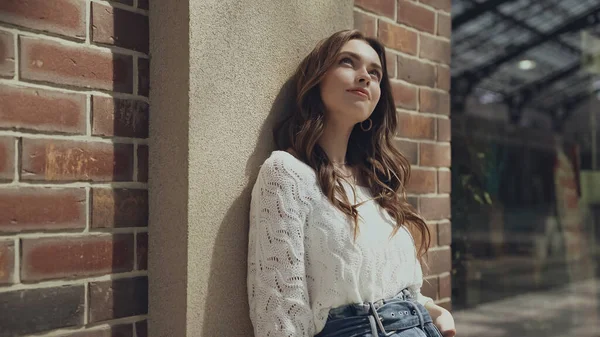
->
<box><xmin>403</xmin><ymin>288</ymin><xmax>412</xmax><ymax>300</ymax></box>
<box><xmin>367</xmin><ymin>315</ymin><xmax>378</xmax><ymax>336</ymax></box>
<box><xmin>368</xmin><ymin>302</ymin><xmax>395</xmax><ymax>336</ymax></box>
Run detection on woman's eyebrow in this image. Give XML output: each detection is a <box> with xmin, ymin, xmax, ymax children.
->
<box><xmin>339</xmin><ymin>51</ymin><xmax>382</xmax><ymax>71</ymax></box>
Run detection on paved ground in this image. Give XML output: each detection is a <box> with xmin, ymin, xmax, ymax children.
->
<box><xmin>453</xmin><ymin>278</ymin><xmax>600</xmax><ymax>337</ymax></box>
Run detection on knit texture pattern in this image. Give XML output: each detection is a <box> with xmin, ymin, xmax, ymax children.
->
<box><xmin>248</xmin><ymin>151</ymin><xmax>432</xmax><ymax>337</ymax></box>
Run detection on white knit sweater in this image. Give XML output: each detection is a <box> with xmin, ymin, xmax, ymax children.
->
<box><xmin>247</xmin><ymin>151</ymin><xmax>432</xmax><ymax>337</ymax></box>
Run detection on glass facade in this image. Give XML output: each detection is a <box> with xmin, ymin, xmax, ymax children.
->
<box><xmin>450</xmin><ymin>1</ymin><xmax>600</xmax><ymax>336</ymax></box>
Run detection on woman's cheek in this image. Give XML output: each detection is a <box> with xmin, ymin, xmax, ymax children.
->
<box><xmin>373</xmin><ymin>89</ymin><xmax>381</xmax><ymax>104</ymax></box>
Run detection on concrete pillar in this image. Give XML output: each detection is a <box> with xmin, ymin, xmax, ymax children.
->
<box><xmin>149</xmin><ymin>1</ymin><xmax>352</xmax><ymax>335</ymax></box>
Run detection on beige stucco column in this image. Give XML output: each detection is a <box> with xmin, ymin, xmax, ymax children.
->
<box><xmin>148</xmin><ymin>1</ymin><xmax>352</xmax><ymax>335</ymax></box>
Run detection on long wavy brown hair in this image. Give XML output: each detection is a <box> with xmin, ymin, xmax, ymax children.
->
<box><xmin>274</xmin><ymin>30</ymin><xmax>431</xmax><ymax>260</ymax></box>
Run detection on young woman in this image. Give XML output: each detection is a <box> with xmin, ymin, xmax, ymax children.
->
<box><xmin>247</xmin><ymin>30</ymin><xmax>456</xmax><ymax>337</ymax></box>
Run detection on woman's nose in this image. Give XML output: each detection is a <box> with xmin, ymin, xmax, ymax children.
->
<box><xmin>357</xmin><ymin>70</ymin><xmax>370</xmax><ymax>85</ymax></box>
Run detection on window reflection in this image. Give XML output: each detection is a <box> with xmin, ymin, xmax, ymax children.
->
<box><xmin>450</xmin><ymin>1</ymin><xmax>600</xmax><ymax>335</ymax></box>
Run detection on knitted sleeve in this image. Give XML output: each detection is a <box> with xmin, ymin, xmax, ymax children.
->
<box><xmin>247</xmin><ymin>155</ymin><xmax>314</xmax><ymax>337</ymax></box>
<box><xmin>410</xmin><ymin>257</ymin><xmax>434</xmax><ymax>307</ymax></box>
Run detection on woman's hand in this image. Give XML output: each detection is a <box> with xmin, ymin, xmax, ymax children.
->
<box><xmin>424</xmin><ymin>301</ymin><xmax>456</xmax><ymax>337</ymax></box>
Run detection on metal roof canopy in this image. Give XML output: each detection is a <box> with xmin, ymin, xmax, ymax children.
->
<box><xmin>451</xmin><ymin>0</ymin><xmax>600</xmax><ymax>127</ymax></box>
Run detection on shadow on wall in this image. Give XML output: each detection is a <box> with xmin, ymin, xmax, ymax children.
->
<box><xmin>201</xmin><ymin>78</ymin><xmax>297</xmax><ymax>335</ymax></box>
<box><xmin>99</xmin><ymin>3</ymin><xmax>150</xmax><ymax>336</ymax></box>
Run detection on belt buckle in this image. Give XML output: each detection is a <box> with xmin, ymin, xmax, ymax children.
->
<box><xmin>368</xmin><ymin>303</ymin><xmax>396</xmax><ymax>336</ymax></box>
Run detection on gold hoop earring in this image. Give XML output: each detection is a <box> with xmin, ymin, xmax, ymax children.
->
<box><xmin>360</xmin><ymin>118</ymin><xmax>372</xmax><ymax>132</ymax></box>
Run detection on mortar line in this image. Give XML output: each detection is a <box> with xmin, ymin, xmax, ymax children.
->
<box><xmin>13</xmin><ymin>30</ymin><xmax>19</xmax><ymax>81</ymax></box>
<box><xmin>0</xmin><ymin>78</ymin><xmax>149</xmax><ymax>102</ymax></box>
<box><xmin>13</xmin><ymin>237</ymin><xmax>20</xmax><ymax>284</ymax></box>
<box><xmin>0</xmin><ymin>271</ymin><xmax>148</xmax><ymax>293</ymax></box>
<box><xmin>86</xmin><ymin>0</ymin><xmax>92</xmax><ymax>44</ymax></box>
<box><xmin>12</xmin><ymin>138</ymin><xmax>19</xmax><ymax>183</ymax></box>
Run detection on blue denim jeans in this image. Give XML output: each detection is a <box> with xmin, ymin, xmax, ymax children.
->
<box><xmin>316</xmin><ymin>289</ymin><xmax>443</xmax><ymax>337</ymax></box>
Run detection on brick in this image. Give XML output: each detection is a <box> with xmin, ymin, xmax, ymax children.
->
<box><xmin>426</xmin><ymin>247</ymin><xmax>451</xmax><ymax>275</ymax></box>
<box><xmin>420</xmin><ymin>143</ymin><xmax>450</xmax><ymax>167</ymax></box>
<box><xmin>421</xmin><ymin>277</ymin><xmax>439</xmax><ymax>299</ymax></box>
<box><xmin>437</xmin><ymin>220</ymin><xmax>451</xmax><ymax>246</ymax></box>
<box><xmin>394</xmin><ymin>140</ymin><xmax>418</xmax><ymax>165</ymax></box>
<box><xmin>419</xmin><ymin>34</ymin><xmax>451</xmax><ymax>65</ymax></box>
<box><xmin>0</xmin><ymin>240</ymin><xmax>14</xmax><ymax>284</ymax></box>
<box><xmin>138</xmin><ymin>58</ymin><xmax>149</xmax><ymax>97</ymax></box>
<box><xmin>21</xmin><ymin>139</ymin><xmax>134</xmax><ymax>182</ymax></box>
<box><xmin>420</xmin><ymin>0</ymin><xmax>452</xmax><ymax>12</ymax></box>
<box><xmin>0</xmin><ymin>285</ymin><xmax>84</xmax><ymax>336</ymax></box>
<box><xmin>89</xmin><ymin>276</ymin><xmax>148</xmax><ymax>323</ymax></box>
<box><xmin>397</xmin><ymin>0</ymin><xmax>435</xmax><ymax>34</ymax></box>
<box><xmin>439</xmin><ymin>274</ymin><xmax>451</xmax><ymax>298</ymax></box>
<box><xmin>0</xmin><ymin>0</ymin><xmax>85</xmax><ymax>39</ymax></box>
<box><xmin>391</xmin><ymin>80</ymin><xmax>417</xmax><ymax>110</ymax></box>
<box><xmin>92</xmin><ymin>96</ymin><xmax>149</xmax><ymax>138</ymax></box>
<box><xmin>0</xmin><ymin>31</ymin><xmax>15</xmax><ymax>78</ymax></box>
<box><xmin>428</xmin><ymin>223</ymin><xmax>438</xmax><ymax>247</ymax></box>
<box><xmin>420</xmin><ymin>196</ymin><xmax>450</xmax><ymax>220</ymax></box>
<box><xmin>397</xmin><ymin>112</ymin><xmax>435</xmax><ymax>139</ymax></box>
<box><xmin>137</xmin><ymin>145</ymin><xmax>148</xmax><ymax>182</ymax></box>
<box><xmin>420</xmin><ymin>88</ymin><xmax>450</xmax><ymax>115</ymax></box>
<box><xmin>436</xmin><ymin>65</ymin><xmax>450</xmax><ymax>91</ymax></box>
<box><xmin>136</xmin><ymin>232</ymin><xmax>148</xmax><ymax>270</ymax></box>
<box><xmin>138</xmin><ymin>0</ymin><xmax>149</xmax><ymax>10</ymax></box>
<box><xmin>437</xmin><ymin>118</ymin><xmax>451</xmax><ymax>141</ymax></box>
<box><xmin>397</xmin><ymin>55</ymin><xmax>435</xmax><ymax>87</ymax></box>
<box><xmin>408</xmin><ymin>196</ymin><xmax>419</xmax><ymax>211</ymax></box>
<box><xmin>91</xmin><ymin>189</ymin><xmax>148</xmax><ymax>228</ymax></box>
<box><xmin>407</xmin><ymin>168</ymin><xmax>436</xmax><ymax>194</ymax></box>
<box><xmin>0</xmin><ymin>85</ymin><xmax>86</xmax><ymax>134</ymax></box>
<box><xmin>378</xmin><ymin>22</ymin><xmax>418</xmax><ymax>55</ymax></box>
<box><xmin>438</xmin><ymin>170</ymin><xmax>451</xmax><ymax>194</ymax></box>
<box><xmin>355</xmin><ymin>0</ymin><xmax>395</xmax><ymax>18</ymax></box>
<box><xmin>20</xmin><ymin>37</ymin><xmax>133</xmax><ymax>93</ymax></box>
<box><xmin>437</xmin><ymin>13</ymin><xmax>451</xmax><ymax>39</ymax></box>
<box><xmin>385</xmin><ymin>51</ymin><xmax>396</xmax><ymax>78</ymax></box>
<box><xmin>92</xmin><ymin>3</ymin><xmax>149</xmax><ymax>53</ymax></box>
<box><xmin>0</xmin><ymin>188</ymin><xmax>85</xmax><ymax>233</ymax></box>
<box><xmin>0</xmin><ymin>136</ymin><xmax>14</xmax><ymax>181</ymax></box>
<box><xmin>64</xmin><ymin>324</ymin><xmax>133</xmax><ymax>337</ymax></box>
<box><xmin>354</xmin><ymin>11</ymin><xmax>376</xmax><ymax>38</ymax></box>
<box><xmin>21</xmin><ymin>234</ymin><xmax>134</xmax><ymax>282</ymax></box>
<box><xmin>433</xmin><ymin>67</ymin><xmax>450</xmax><ymax>93</ymax></box>
<box><xmin>136</xmin><ymin>320</ymin><xmax>148</xmax><ymax>337</ymax></box>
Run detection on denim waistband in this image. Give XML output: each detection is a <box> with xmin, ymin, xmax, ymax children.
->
<box><xmin>317</xmin><ymin>289</ymin><xmax>436</xmax><ymax>337</ymax></box>
<box><xmin>327</xmin><ymin>288</ymin><xmax>416</xmax><ymax>319</ymax></box>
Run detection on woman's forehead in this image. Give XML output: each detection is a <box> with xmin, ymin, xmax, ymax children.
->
<box><xmin>339</xmin><ymin>40</ymin><xmax>381</xmax><ymax>66</ymax></box>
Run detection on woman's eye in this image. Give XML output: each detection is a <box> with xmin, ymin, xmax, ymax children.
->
<box><xmin>340</xmin><ymin>57</ymin><xmax>353</xmax><ymax>65</ymax></box>
<box><xmin>369</xmin><ymin>70</ymin><xmax>382</xmax><ymax>80</ymax></box>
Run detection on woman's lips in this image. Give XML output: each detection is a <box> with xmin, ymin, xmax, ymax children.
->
<box><xmin>347</xmin><ymin>89</ymin><xmax>369</xmax><ymax>99</ymax></box>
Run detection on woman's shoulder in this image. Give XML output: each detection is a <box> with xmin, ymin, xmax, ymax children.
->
<box><xmin>257</xmin><ymin>150</ymin><xmax>317</xmax><ymax>186</ymax></box>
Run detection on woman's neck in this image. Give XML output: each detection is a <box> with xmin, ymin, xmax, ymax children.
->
<box><xmin>318</xmin><ymin>119</ymin><xmax>354</xmax><ymax>165</ymax></box>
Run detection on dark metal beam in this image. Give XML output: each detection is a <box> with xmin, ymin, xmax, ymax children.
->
<box><xmin>453</xmin><ymin>0</ymin><xmax>518</xmax><ymax>29</ymax></box>
<box><xmin>453</xmin><ymin>4</ymin><xmax>600</xmax><ymax>94</ymax></box>
<box><xmin>488</xmin><ymin>6</ymin><xmax>579</xmax><ymax>55</ymax></box>
<box><xmin>505</xmin><ymin>62</ymin><xmax>581</xmax><ymax>103</ymax></box>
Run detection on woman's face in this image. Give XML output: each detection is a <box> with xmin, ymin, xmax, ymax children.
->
<box><xmin>320</xmin><ymin>39</ymin><xmax>383</xmax><ymax>127</ymax></box>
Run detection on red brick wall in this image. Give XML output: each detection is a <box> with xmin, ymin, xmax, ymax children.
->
<box><xmin>354</xmin><ymin>0</ymin><xmax>452</xmax><ymax>310</ymax></box>
<box><xmin>0</xmin><ymin>0</ymin><xmax>149</xmax><ymax>335</ymax></box>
